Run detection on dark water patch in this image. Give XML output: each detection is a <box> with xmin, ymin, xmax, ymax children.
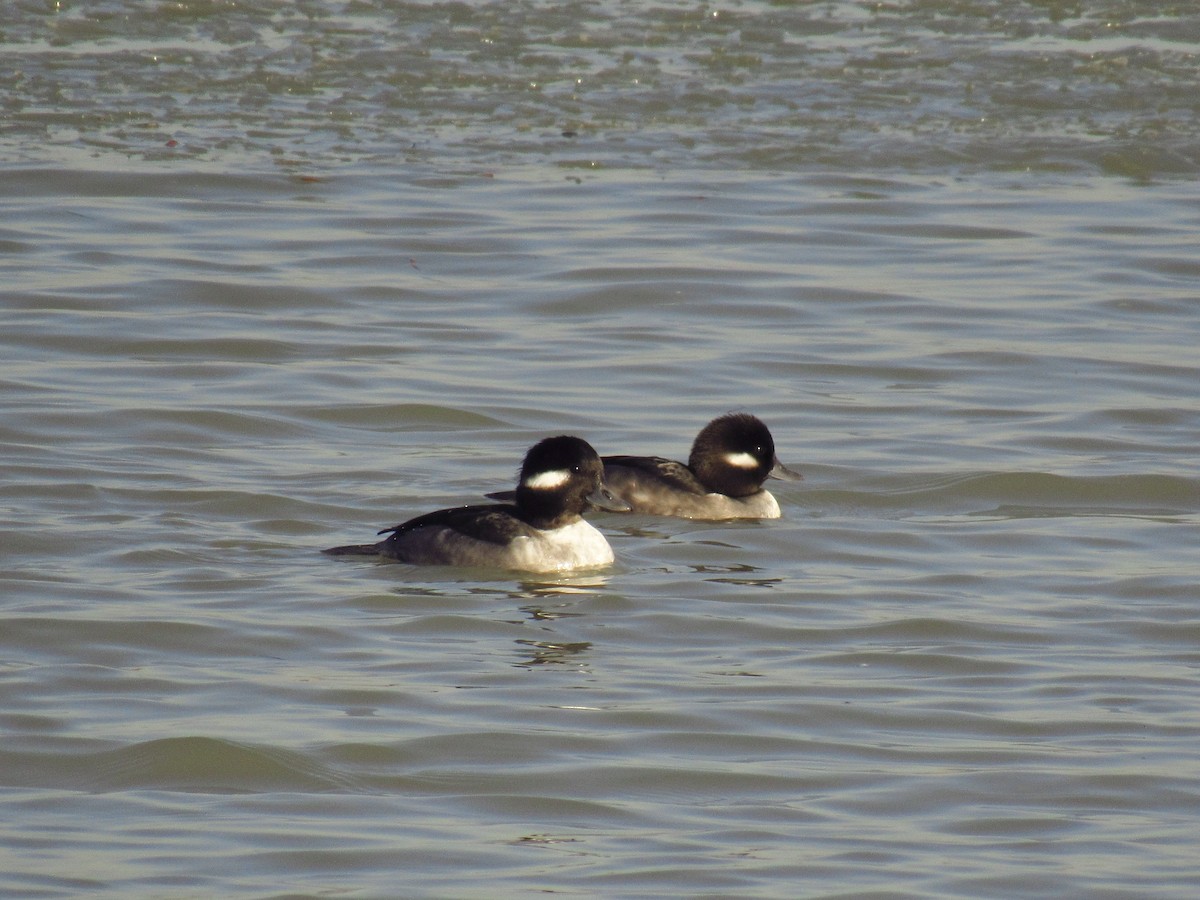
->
<box><xmin>31</xmin><ymin>737</ymin><xmax>361</xmax><ymax>793</ymax></box>
<box><xmin>806</xmin><ymin>471</ymin><xmax>1200</xmax><ymax>517</ymax></box>
<box><xmin>0</xmin><ymin>168</ymin><xmax>305</xmax><ymax>200</ymax></box>
<box><xmin>301</xmin><ymin>403</ymin><xmax>510</xmax><ymax>432</ymax></box>
<box><xmin>13</xmin><ymin>406</ymin><xmax>310</xmax><ymax>445</ymax></box>
<box><xmin>859</xmin><ymin>223</ymin><xmax>1033</xmax><ymax>241</ymax></box>
<box><xmin>0</xmin><ymin>616</ymin><xmax>283</xmax><ymax>666</ymax></box>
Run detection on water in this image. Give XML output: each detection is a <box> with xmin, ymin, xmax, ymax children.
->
<box><xmin>3</xmin><ymin>2</ymin><xmax>1200</xmax><ymax>897</ymax></box>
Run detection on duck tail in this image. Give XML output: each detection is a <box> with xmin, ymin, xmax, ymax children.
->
<box><xmin>322</xmin><ymin>543</ymin><xmax>382</xmax><ymax>557</ymax></box>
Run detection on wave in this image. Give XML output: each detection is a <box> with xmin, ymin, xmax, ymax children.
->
<box><xmin>799</xmin><ymin>471</ymin><xmax>1199</xmax><ymax>520</ymax></box>
<box><xmin>1</xmin><ymin>736</ymin><xmax>361</xmax><ymax>794</ymax></box>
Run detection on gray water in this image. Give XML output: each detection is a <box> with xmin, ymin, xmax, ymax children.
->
<box><xmin>3</xmin><ymin>2</ymin><xmax>1200</xmax><ymax>897</ymax></box>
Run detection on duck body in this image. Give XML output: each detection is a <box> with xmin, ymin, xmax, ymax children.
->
<box><xmin>600</xmin><ymin>455</ymin><xmax>783</xmax><ymax>519</ymax></box>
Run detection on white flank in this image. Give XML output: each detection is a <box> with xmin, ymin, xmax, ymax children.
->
<box><xmin>724</xmin><ymin>451</ymin><xmax>759</xmax><ymax>469</ymax></box>
<box><xmin>523</xmin><ymin>468</ymin><xmax>571</xmax><ymax>490</ymax></box>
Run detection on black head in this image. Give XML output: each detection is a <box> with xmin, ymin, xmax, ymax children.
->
<box><xmin>687</xmin><ymin>413</ymin><xmax>779</xmax><ymax>497</ymax></box>
<box><xmin>514</xmin><ymin>435</ymin><xmax>624</xmax><ymax>528</ymax></box>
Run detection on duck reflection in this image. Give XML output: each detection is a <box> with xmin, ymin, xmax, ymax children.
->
<box><xmin>514</xmin><ymin>638</ymin><xmax>593</xmax><ymax>668</ymax></box>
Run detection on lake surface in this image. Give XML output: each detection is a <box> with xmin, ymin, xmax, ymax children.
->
<box><xmin>3</xmin><ymin>2</ymin><xmax>1199</xmax><ymax>897</ymax></box>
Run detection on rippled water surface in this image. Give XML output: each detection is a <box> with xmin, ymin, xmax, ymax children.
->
<box><xmin>3</xmin><ymin>1</ymin><xmax>1200</xmax><ymax>897</ymax></box>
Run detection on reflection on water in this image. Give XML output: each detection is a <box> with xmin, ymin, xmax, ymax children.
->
<box><xmin>514</xmin><ymin>639</ymin><xmax>594</xmax><ymax>668</ymax></box>
<box><xmin>516</xmin><ymin>576</ymin><xmax>613</xmax><ymax>597</ymax></box>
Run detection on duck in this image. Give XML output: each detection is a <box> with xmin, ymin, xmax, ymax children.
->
<box><xmin>597</xmin><ymin>413</ymin><xmax>801</xmax><ymax>519</ymax></box>
<box><xmin>324</xmin><ymin>435</ymin><xmax>628</xmax><ymax>572</ymax></box>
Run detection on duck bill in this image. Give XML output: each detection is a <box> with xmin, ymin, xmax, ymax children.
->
<box><xmin>769</xmin><ymin>457</ymin><xmax>803</xmax><ymax>482</ymax></box>
<box><xmin>587</xmin><ymin>483</ymin><xmax>631</xmax><ymax>513</ymax></box>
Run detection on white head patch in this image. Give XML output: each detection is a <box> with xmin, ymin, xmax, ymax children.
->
<box><xmin>523</xmin><ymin>468</ymin><xmax>571</xmax><ymax>490</ymax></box>
<box><xmin>724</xmin><ymin>451</ymin><xmax>760</xmax><ymax>470</ymax></box>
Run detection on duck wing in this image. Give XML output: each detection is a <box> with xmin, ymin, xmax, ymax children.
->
<box><xmin>602</xmin><ymin>455</ymin><xmax>708</xmax><ymax>496</ymax></box>
<box><xmin>379</xmin><ymin>503</ymin><xmax>530</xmax><ymax>546</ymax></box>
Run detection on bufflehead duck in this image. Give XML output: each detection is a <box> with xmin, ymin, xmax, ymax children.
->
<box><xmin>324</xmin><ymin>435</ymin><xmax>629</xmax><ymax>573</ymax></box>
<box><xmin>600</xmin><ymin>413</ymin><xmax>801</xmax><ymax>519</ymax></box>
